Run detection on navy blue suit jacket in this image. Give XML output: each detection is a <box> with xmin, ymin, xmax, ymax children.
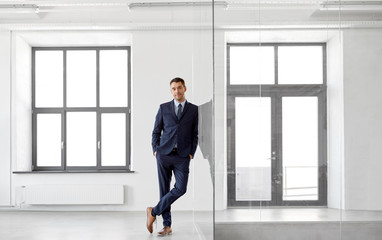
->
<box><xmin>152</xmin><ymin>100</ymin><xmax>198</xmax><ymax>158</ymax></box>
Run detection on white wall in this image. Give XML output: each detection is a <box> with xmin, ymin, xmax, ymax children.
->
<box><xmin>343</xmin><ymin>29</ymin><xmax>382</xmax><ymax>210</ymax></box>
<box><xmin>327</xmin><ymin>31</ymin><xmax>345</xmax><ymax>209</ymax></box>
<box><xmin>9</xmin><ymin>30</ymin><xmax>213</xmax><ymax>211</ymax></box>
<box><xmin>0</xmin><ymin>31</ymin><xmax>11</xmax><ymax>206</ymax></box>
<box><xmin>3</xmin><ymin>27</ymin><xmax>382</xmax><ymax>212</ymax></box>
<box><xmin>12</xmin><ymin>33</ymin><xmax>32</xmax><ymax>172</ymax></box>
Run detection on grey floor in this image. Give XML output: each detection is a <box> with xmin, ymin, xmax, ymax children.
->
<box><xmin>0</xmin><ymin>211</ymin><xmax>213</xmax><ymax>240</ymax></box>
<box><xmin>215</xmin><ymin>209</ymin><xmax>382</xmax><ymax>240</ymax></box>
<box><xmin>1</xmin><ymin>209</ymin><xmax>382</xmax><ymax>240</ymax></box>
<box><xmin>216</xmin><ymin>208</ymin><xmax>382</xmax><ymax>222</ymax></box>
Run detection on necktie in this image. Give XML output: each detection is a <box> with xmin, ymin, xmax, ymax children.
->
<box><xmin>177</xmin><ymin>104</ymin><xmax>182</xmax><ymax>120</ymax></box>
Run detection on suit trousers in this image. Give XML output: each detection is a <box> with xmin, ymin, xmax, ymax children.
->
<box><xmin>153</xmin><ymin>151</ymin><xmax>191</xmax><ymax>227</ymax></box>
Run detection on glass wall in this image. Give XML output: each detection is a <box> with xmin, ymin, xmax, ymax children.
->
<box><xmin>214</xmin><ymin>1</ymin><xmax>356</xmax><ymax>239</ymax></box>
<box><xmin>213</xmin><ymin>0</ymin><xmax>382</xmax><ymax>239</ymax></box>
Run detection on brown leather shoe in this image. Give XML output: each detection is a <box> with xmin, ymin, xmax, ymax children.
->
<box><xmin>158</xmin><ymin>226</ymin><xmax>172</xmax><ymax>236</ymax></box>
<box><xmin>146</xmin><ymin>207</ymin><xmax>156</xmax><ymax>233</ymax></box>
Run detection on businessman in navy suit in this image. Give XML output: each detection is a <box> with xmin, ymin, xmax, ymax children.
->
<box><xmin>146</xmin><ymin>77</ymin><xmax>198</xmax><ymax>235</ymax></box>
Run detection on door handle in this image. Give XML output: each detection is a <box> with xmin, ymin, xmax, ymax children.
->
<box><xmin>273</xmin><ymin>174</ymin><xmax>282</xmax><ymax>185</ymax></box>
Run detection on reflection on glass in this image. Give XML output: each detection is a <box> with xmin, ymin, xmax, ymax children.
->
<box><xmin>230</xmin><ymin>46</ymin><xmax>274</xmax><ymax>85</ymax></box>
<box><xmin>67</xmin><ymin>112</ymin><xmax>97</xmax><ymax>166</ymax></box>
<box><xmin>282</xmin><ymin>97</ymin><xmax>318</xmax><ymax>200</ymax></box>
<box><xmin>35</xmin><ymin>51</ymin><xmax>63</xmax><ymax>107</ymax></box>
<box><xmin>235</xmin><ymin>97</ymin><xmax>271</xmax><ymax>201</ymax></box>
<box><xmin>279</xmin><ymin>46</ymin><xmax>323</xmax><ymax>84</ymax></box>
<box><xmin>101</xmin><ymin>113</ymin><xmax>126</xmax><ymax>166</ymax></box>
<box><xmin>100</xmin><ymin>50</ymin><xmax>128</xmax><ymax>107</ymax></box>
<box><xmin>67</xmin><ymin>51</ymin><xmax>96</xmax><ymax>107</ymax></box>
<box><xmin>37</xmin><ymin>114</ymin><xmax>61</xmax><ymax>166</ymax></box>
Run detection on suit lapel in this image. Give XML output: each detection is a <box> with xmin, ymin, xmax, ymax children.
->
<box><xmin>169</xmin><ymin>100</ymin><xmax>177</xmax><ymax>120</ymax></box>
<box><xmin>179</xmin><ymin>101</ymin><xmax>190</xmax><ymax>121</ymax></box>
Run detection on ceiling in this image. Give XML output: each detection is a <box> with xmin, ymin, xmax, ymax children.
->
<box><xmin>1</xmin><ymin>1</ymin><xmax>382</xmax><ymax>30</ymax></box>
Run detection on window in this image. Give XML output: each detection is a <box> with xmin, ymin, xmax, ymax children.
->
<box><xmin>32</xmin><ymin>47</ymin><xmax>131</xmax><ymax>171</ymax></box>
<box><xmin>227</xmin><ymin>43</ymin><xmax>327</xmax><ymax>206</ymax></box>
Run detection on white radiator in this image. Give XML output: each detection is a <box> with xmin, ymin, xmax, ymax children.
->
<box><xmin>23</xmin><ymin>184</ymin><xmax>124</xmax><ymax>205</ymax></box>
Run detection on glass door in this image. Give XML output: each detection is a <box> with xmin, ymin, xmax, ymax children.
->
<box><xmin>228</xmin><ymin>94</ymin><xmax>326</xmax><ymax>207</ymax></box>
<box><xmin>282</xmin><ymin>97</ymin><xmax>319</xmax><ymax>201</ymax></box>
<box><xmin>235</xmin><ymin>97</ymin><xmax>272</xmax><ymax>202</ymax></box>
<box><xmin>227</xmin><ymin>44</ymin><xmax>327</xmax><ymax>207</ymax></box>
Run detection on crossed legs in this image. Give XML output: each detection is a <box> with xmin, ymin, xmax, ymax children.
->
<box><xmin>151</xmin><ymin>152</ymin><xmax>190</xmax><ymax>230</ymax></box>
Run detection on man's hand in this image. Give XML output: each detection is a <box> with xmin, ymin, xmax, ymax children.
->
<box><xmin>154</xmin><ymin>151</ymin><xmax>157</xmax><ymax>157</ymax></box>
<box><xmin>189</xmin><ymin>154</ymin><xmax>193</xmax><ymax>159</ymax></box>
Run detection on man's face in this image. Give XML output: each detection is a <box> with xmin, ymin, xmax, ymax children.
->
<box><xmin>170</xmin><ymin>82</ymin><xmax>187</xmax><ymax>102</ymax></box>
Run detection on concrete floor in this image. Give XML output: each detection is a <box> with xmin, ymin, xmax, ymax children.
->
<box><xmin>0</xmin><ymin>211</ymin><xmax>213</xmax><ymax>240</ymax></box>
<box><xmin>1</xmin><ymin>209</ymin><xmax>382</xmax><ymax>240</ymax></box>
<box><xmin>216</xmin><ymin>208</ymin><xmax>382</xmax><ymax>222</ymax></box>
<box><xmin>215</xmin><ymin>208</ymin><xmax>382</xmax><ymax>240</ymax></box>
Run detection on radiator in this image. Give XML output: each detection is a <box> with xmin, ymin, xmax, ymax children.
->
<box><xmin>23</xmin><ymin>184</ymin><xmax>124</xmax><ymax>205</ymax></box>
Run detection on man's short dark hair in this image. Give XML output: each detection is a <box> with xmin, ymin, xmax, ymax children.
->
<box><xmin>170</xmin><ymin>77</ymin><xmax>185</xmax><ymax>86</ymax></box>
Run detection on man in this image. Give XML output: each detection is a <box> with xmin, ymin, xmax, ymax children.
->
<box><xmin>146</xmin><ymin>77</ymin><xmax>198</xmax><ymax>235</ymax></box>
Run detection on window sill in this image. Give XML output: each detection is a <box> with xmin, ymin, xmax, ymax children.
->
<box><xmin>12</xmin><ymin>170</ymin><xmax>135</xmax><ymax>174</ymax></box>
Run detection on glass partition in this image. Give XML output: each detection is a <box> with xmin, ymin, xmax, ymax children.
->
<box><xmin>213</xmin><ymin>0</ymin><xmax>345</xmax><ymax>239</ymax></box>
